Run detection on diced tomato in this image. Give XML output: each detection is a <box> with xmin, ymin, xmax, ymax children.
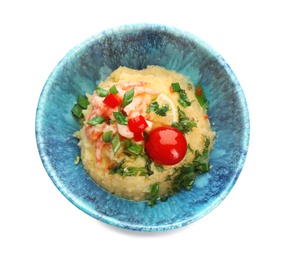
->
<box><xmin>128</xmin><ymin>115</ymin><xmax>148</xmax><ymax>133</ymax></box>
<box><xmin>196</xmin><ymin>87</ymin><xmax>202</xmax><ymax>96</ymax></box>
<box><xmin>103</xmin><ymin>93</ymin><xmax>122</xmax><ymax>108</ymax></box>
<box><xmin>133</xmin><ymin>132</ymin><xmax>145</xmax><ymax>142</ymax></box>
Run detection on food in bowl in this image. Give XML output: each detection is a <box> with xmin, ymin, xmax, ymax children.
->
<box><xmin>72</xmin><ymin>65</ymin><xmax>215</xmax><ymax>206</ymax></box>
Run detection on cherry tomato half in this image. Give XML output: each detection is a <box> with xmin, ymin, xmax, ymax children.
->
<box><xmin>145</xmin><ymin>126</ymin><xmax>187</xmax><ymax>165</ymax></box>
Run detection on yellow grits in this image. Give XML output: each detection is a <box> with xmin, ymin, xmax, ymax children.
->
<box><xmin>74</xmin><ymin>66</ymin><xmax>215</xmax><ymax>202</ymax></box>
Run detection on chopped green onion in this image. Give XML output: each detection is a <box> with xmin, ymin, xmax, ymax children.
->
<box><xmin>71</xmin><ymin>104</ymin><xmax>83</xmax><ymax>119</ymax></box>
<box><xmin>77</xmin><ymin>95</ymin><xmax>90</xmax><ymax>109</ymax></box>
<box><xmin>102</xmin><ymin>130</ymin><xmax>113</xmax><ymax>143</ymax></box>
<box><xmin>95</xmin><ymin>87</ymin><xmax>109</xmax><ymax>97</ymax></box>
<box><xmin>87</xmin><ymin>115</ymin><xmax>106</xmax><ymax>125</ymax></box>
<box><xmin>113</xmin><ymin>111</ymin><xmax>128</xmax><ymax>125</ymax></box>
<box><xmin>109</xmin><ymin>85</ymin><xmax>118</xmax><ymax>94</ymax></box>
<box><xmin>112</xmin><ymin>133</ymin><xmax>121</xmax><ymax>154</ymax></box>
<box><xmin>122</xmin><ymin>88</ymin><xmax>134</xmax><ymax>107</ymax></box>
<box><xmin>127</xmin><ymin>144</ymin><xmax>143</xmax><ymax>155</ymax></box>
<box><xmin>195</xmin><ymin>84</ymin><xmax>208</xmax><ymax>109</ymax></box>
<box><xmin>171</xmin><ymin>82</ymin><xmax>181</xmax><ymax>92</ymax></box>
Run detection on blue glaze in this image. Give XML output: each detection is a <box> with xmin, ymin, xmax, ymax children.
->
<box><xmin>35</xmin><ymin>24</ymin><xmax>250</xmax><ymax>232</ymax></box>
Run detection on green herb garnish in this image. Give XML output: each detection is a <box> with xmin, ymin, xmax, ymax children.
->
<box><xmin>171</xmin><ymin>82</ymin><xmax>192</xmax><ymax>108</ymax></box>
<box><xmin>95</xmin><ymin>87</ymin><xmax>109</xmax><ymax>97</ymax></box>
<box><xmin>156</xmin><ymin>104</ymin><xmax>169</xmax><ymax>116</ymax></box>
<box><xmin>109</xmin><ymin>158</ymin><xmax>148</xmax><ymax>177</ymax></box>
<box><xmin>195</xmin><ymin>84</ymin><xmax>208</xmax><ymax>109</ymax></box>
<box><xmin>154</xmin><ymin>163</ymin><xmax>164</xmax><ymax>172</ymax></box>
<box><xmin>71</xmin><ymin>95</ymin><xmax>90</xmax><ymax>119</ymax></box>
<box><xmin>87</xmin><ymin>115</ymin><xmax>106</xmax><ymax>125</ymax></box>
<box><xmin>122</xmin><ymin>139</ymin><xmax>144</xmax><ymax>158</ymax></box>
<box><xmin>127</xmin><ymin>144</ymin><xmax>143</xmax><ymax>156</ymax></box>
<box><xmin>170</xmin><ymin>136</ymin><xmax>211</xmax><ymax>194</ymax></box>
<box><xmin>171</xmin><ymin>82</ymin><xmax>181</xmax><ymax>92</ymax></box>
<box><xmin>113</xmin><ymin>111</ymin><xmax>128</xmax><ymax>125</ymax></box>
<box><xmin>109</xmin><ymin>85</ymin><xmax>118</xmax><ymax>94</ymax></box>
<box><xmin>112</xmin><ymin>133</ymin><xmax>121</xmax><ymax>155</ymax></box>
<box><xmin>71</xmin><ymin>104</ymin><xmax>83</xmax><ymax>119</ymax></box>
<box><xmin>171</xmin><ymin>106</ymin><xmax>196</xmax><ymax>133</ymax></box>
<box><xmin>102</xmin><ymin>130</ymin><xmax>113</xmax><ymax>143</ymax></box>
<box><xmin>122</xmin><ymin>88</ymin><xmax>134</xmax><ymax>107</ymax></box>
<box><xmin>146</xmin><ymin>101</ymin><xmax>159</xmax><ymax>113</ymax></box>
<box><xmin>145</xmin><ymin>156</ymin><xmax>154</xmax><ymax>176</ymax></box>
<box><xmin>146</xmin><ymin>101</ymin><xmax>169</xmax><ymax>116</ymax></box>
<box><xmin>77</xmin><ymin>95</ymin><xmax>90</xmax><ymax>109</ymax></box>
<box><xmin>147</xmin><ymin>183</ymin><xmax>160</xmax><ymax>207</ymax></box>
<box><xmin>109</xmin><ymin>158</ymin><xmax>126</xmax><ymax>174</ymax></box>
<box><xmin>122</xmin><ymin>167</ymin><xmax>148</xmax><ymax>176</ymax></box>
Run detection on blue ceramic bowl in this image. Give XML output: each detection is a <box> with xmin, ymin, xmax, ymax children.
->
<box><xmin>35</xmin><ymin>24</ymin><xmax>250</xmax><ymax>231</ymax></box>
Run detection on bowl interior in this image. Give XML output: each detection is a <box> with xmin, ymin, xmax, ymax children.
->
<box><xmin>35</xmin><ymin>24</ymin><xmax>250</xmax><ymax>231</ymax></box>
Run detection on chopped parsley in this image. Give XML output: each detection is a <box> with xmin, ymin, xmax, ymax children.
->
<box><xmin>171</xmin><ymin>106</ymin><xmax>197</xmax><ymax>133</ymax></box>
<box><xmin>146</xmin><ymin>183</ymin><xmax>160</xmax><ymax>207</ymax></box>
<box><xmin>146</xmin><ymin>101</ymin><xmax>169</xmax><ymax>116</ymax></box>
<box><xmin>170</xmin><ymin>136</ymin><xmax>211</xmax><ymax>194</ymax></box>
<box><xmin>170</xmin><ymin>82</ymin><xmax>192</xmax><ymax>107</ymax></box>
<box><xmin>109</xmin><ymin>158</ymin><xmax>148</xmax><ymax>177</ymax></box>
<box><xmin>143</xmin><ymin>136</ymin><xmax>211</xmax><ymax>205</ymax></box>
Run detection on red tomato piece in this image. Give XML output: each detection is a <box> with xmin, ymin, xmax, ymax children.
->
<box><xmin>133</xmin><ymin>132</ymin><xmax>145</xmax><ymax>142</ymax></box>
<box><xmin>145</xmin><ymin>126</ymin><xmax>187</xmax><ymax>165</ymax></box>
<box><xmin>128</xmin><ymin>115</ymin><xmax>148</xmax><ymax>133</ymax></box>
<box><xmin>196</xmin><ymin>87</ymin><xmax>202</xmax><ymax>96</ymax></box>
<box><xmin>103</xmin><ymin>93</ymin><xmax>122</xmax><ymax>108</ymax></box>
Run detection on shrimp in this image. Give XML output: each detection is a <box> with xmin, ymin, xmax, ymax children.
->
<box><xmin>85</xmin><ymin>106</ymin><xmax>108</xmax><ymax>141</ymax></box>
<box><xmin>117</xmin><ymin>82</ymin><xmax>159</xmax><ymax>118</ymax></box>
<box><xmin>116</xmin><ymin>81</ymin><xmax>146</xmax><ymax>89</ymax></box>
<box><xmin>133</xmin><ymin>86</ymin><xmax>159</xmax><ymax>96</ymax></box>
<box><xmin>95</xmin><ymin>137</ymin><xmax>105</xmax><ymax>163</ymax></box>
<box><xmin>124</xmin><ymin>94</ymin><xmax>151</xmax><ymax>118</ymax></box>
<box><xmin>117</xmin><ymin>124</ymin><xmax>134</xmax><ymax>139</ymax></box>
<box><xmin>117</xmin><ymin>81</ymin><xmax>159</xmax><ymax>97</ymax></box>
<box><xmin>85</xmin><ymin>122</ymin><xmax>106</xmax><ymax>141</ymax></box>
<box><xmin>89</xmin><ymin>91</ymin><xmax>119</xmax><ymax>119</ymax></box>
<box><xmin>86</xmin><ymin>81</ymin><xmax>159</xmax><ymax>163</ymax></box>
<box><xmin>94</xmin><ymin>124</ymin><xmax>117</xmax><ymax>163</ymax></box>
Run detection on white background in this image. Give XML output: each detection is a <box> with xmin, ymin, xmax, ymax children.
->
<box><xmin>1</xmin><ymin>0</ymin><xmax>289</xmax><ymax>259</ymax></box>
